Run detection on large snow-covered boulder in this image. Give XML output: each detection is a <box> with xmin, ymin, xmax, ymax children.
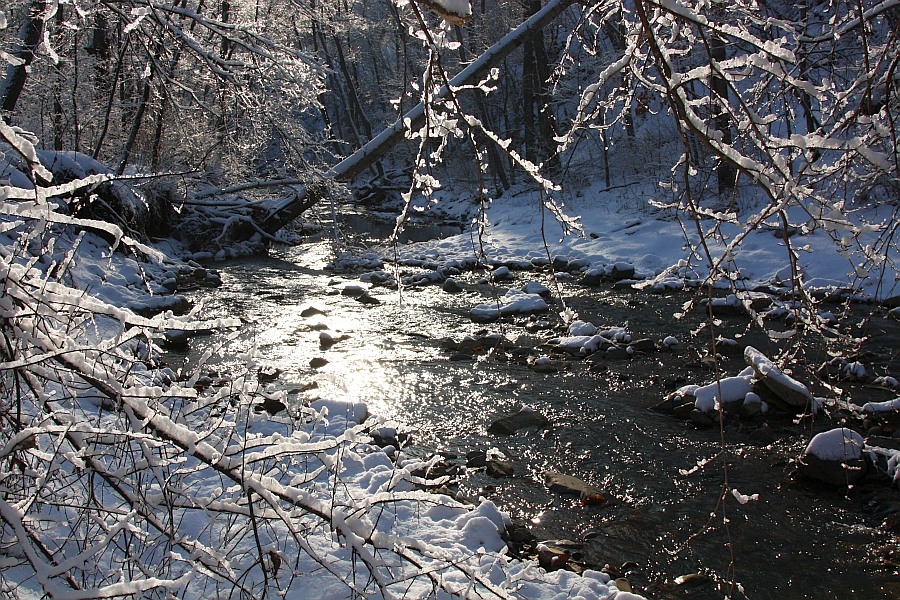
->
<box><xmin>798</xmin><ymin>428</ymin><xmax>868</xmax><ymax>485</ymax></box>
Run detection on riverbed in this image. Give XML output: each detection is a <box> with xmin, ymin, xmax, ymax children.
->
<box><xmin>180</xmin><ymin>238</ymin><xmax>900</xmax><ymax>600</ymax></box>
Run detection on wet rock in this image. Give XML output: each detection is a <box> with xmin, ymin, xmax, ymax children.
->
<box><xmin>614</xmin><ymin>578</ymin><xmax>634</xmax><ymax>593</ymax></box>
<box><xmin>650</xmin><ymin>397</ymin><xmax>676</xmax><ymax>415</ymax></box>
<box><xmin>568</xmin><ymin>258</ymin><xmax>591</xmax><ymax>271</ymax></box>
<box><xmin>580</xmin><ymin>271</ymin><xmax>605</xmax><ymax>285</ymax></box>
<box><xmin>610</xmin><ymin>263</ymin><xmax>635</xmax><ymax>281</ymax></box>
<box><xmin>466</xmin><ymin>450</ymin><xmax>487</xmax><ymax>468</ymax></box>
<box><xmin>504</xmin><ymin>520</ymin><xmax>536</xmax><ymax>546</ymax></box>
<box><xmin>456</xmin><ymin>333</ymin><xmax>504</xmax><ymax>354</ymax></box>
<box><xmin>362</xmin><ymin>270</ymin><xmax>394</xmax><ymax>285</ymax></box>
<box><xmin>257</xmin><ymin>365</ymin><xmax>281</xmax><ymax>382</ymax></box>
<box><xmin>370</xmin><ymin>428</ymin><xmax>409</xmax><ymax>449</ymax></box>
<box><xmin>133</xmin><ymin>295</ymin><xmax>191</xmax><ymax>318</ymax></box>
<box><xmin>340</xmin><ymin>284</ymin><xmax>368</xmax><ymax>297</ymax></box>
<box><xmin>470</xmin><ymin>289</ymin><xmax>549</xmax><ymax>322</ymax></box>
<box><xmin>661</xmin><ymin>335</ymin><xmax>684</xmax><ymax>352</ymax></box>
<box><xmin>536</xmin><ymin>542</ymin><xmax>571</xmax><ymax>571</ymax></box>
<box><xmin>319</xmin><ymin>331</ymin><xmax>336</xmax><ymax>350</ymax></box>
<box><xmin>864</xmin><ymin>435</ymin><xmax>900</xmax><ymax>477</ymax></box>
<box><xmin>689</xmin><ymin>408</ymin><xmax>720</xmax><ymax>428</ymax></box>
<box><xmin>355</xmin><ymin>292</ymin><xmax>381</xmax><ymax>305</ymax></box>
<box><xmin>543</xmin><ymin>471</ymin><xmax>606</xmax><ymax>504</ymax></box>
<box><xmin>552</xmin><ymin>257</ymin><xmax>570</xmax><ymax>272</ymax></box>
<box><xmin>301</xmin><ymin>305</ymin><xmax>326</xmax><ymax>318</ymax></box>
<box><xmin>523</xmin><ymin>281</ymin><xmax>551</xmax><ymax>297</ymax></box>
<box><xmin>739</xmin><ymin>395</ymin><xmax>765</xmax><ymax>418</ymax></box>
<box><xmin>442</xmin><ymin>277</ymin><xmax>463</xmax><ymax>293</ymax></box>
<box><xmin>799</xmin><ymin>453</ymin><xmax>868</xmax><ymax>486</ymax></box>
<box><xmin>673</xmin><ymin>401</ymin><xmax>696</xmax><ymax>420</ymax></box>
<box><xmin>486</xmin><ymin>459</ymin><xmax>515</xmax><ymax>478</ymax></box>
<box><xmin>529</xmin><ymin>356</ymin><xmax>560</xmax><ymax>373</ymax></box>
<box><xmin>714</xmin><ymin>337</ymin><xmax>743</xmax><ymax>356</ymax></box>
<box><xmin>817</xmin><ymin>357</ymin><xmax>869</xmax><ymax>383</ymax></box>
<box><xmin>675</xmin><ymin>572</ymin><xmax>711</xmax><ymax>589</ymax></box>
<box><xmin>309</xmin><ymin>357</ymin><xmax>328</xmax><ymax>369</ymax></box>
<box><xmin>606</xmin><ymin>345</ymin><xmax>630</xmax><ymax>360</ymax></box>
<box><xmin>702</xmin><ymin>294</ymin><xmax>746</xmax><ymax>316</ymax></box>
<box><xmin>491</xmin><ymin>266</ymin><xmax>515</xmax><ymax>281</ymax></box>
<box><xmin>403</xmin><ymin>271</ymin><xmax>445</xmax><ymax>286</ymax></box>
<box><xmin>163</xmin><ymin>329</ymin><xmax>192</xmax><ymax>350</ymax></box>
<box><xmin>749</xmin><ymin>424</ymin><xmax>776</xmax><ymax>445</ymax></box>
<box><xmin>488</xmin><ymin>409</ymin><xmax>550</xmax><ymax>435</ymax></box>
<box><xmin>628</xmin><ymin>338</ymin><xmax>656</xmax><ymax>353</ymax></box>
<box><xmin>255</xmin><ymin>396</ymin><xmax>286</xmax><ymax>415</ymax></box>
<box><xmin>319</xmin><ymin>331</ymin><xmax>350</xmax><ymax>350</ymax></box>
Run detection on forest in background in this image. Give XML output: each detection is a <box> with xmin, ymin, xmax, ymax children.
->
<box><xmin>2</xmin><ymin>0</ymin><xmax>893</xmax><ymax>221</ymax></box>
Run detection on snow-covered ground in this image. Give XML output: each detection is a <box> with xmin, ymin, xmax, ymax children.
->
<box><xmin>389</xmin><ymin>179</ymin><xmax>899</xmax><ymax>303</ymax></box>
<box><xmin>3</xmin><ymin>129</ymin><xmax>897</xmax><ymax>600</ymax></box>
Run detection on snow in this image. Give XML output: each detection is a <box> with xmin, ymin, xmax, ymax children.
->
<box><xmin>568</xmin><ymin>320</ymin><xmax>598</xmax><ymax>336</ymax></box>
<box><xmin>804</xmin><ymin>428</ymin><xmax>865</xmax><ymax>462</ymax></box>
<box><xmin>470</xmin><ymin>288</ymin><xmax>549</xmax><ymax>321</ymax></box>
<box><xmin>393</xmin><ymin>182</ymin><xmax>899</xmax><ymax>303</ymax></box>
<box><xmin>688</xmin><ymin>375</ymin><xmax>754</xmax><ymax>412</ymax></box>
<box><xmin>862</xmin><ymin>398</ymin><xmax>900</xmax><ymax>413</ymax></box>
<box><xmin>430</xmin><ymin>0</ymin><xmax>472</xmax><ymax>20</ymax></box>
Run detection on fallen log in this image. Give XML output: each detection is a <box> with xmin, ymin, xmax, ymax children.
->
<box><xmin>259</xmin><ymin>0</ymin><xmax>579</xmax><ymax>234</ymax></box>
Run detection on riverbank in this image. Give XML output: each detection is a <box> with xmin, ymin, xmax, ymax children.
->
<box><xmin>371</xmin><ymin>181</ymin><xmax>898</xmax><ymax>305</ymax></box>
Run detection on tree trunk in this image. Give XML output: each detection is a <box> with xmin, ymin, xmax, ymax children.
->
<box><xmin>455</xmin><ymin>25</ymin><xmax>510</xmax><ymax>192</ymax></box>
<box><xmin>117</xmin><ymin>75</ymin><xmax>153</xmax><ymax>175</ymax></box>
<box><xmin>328</xmin><ymin>0</ymin><xmax>578</xmax><ymax>183</ymax></box>
<box><xmin>710</xmin><ymin>23</ymin><xmax>736</xmax><ymax>193</ymax></box>
<box><xmin>259</xmin><ymin>0</ymin><xmax>579</xmax><ymax>234</ymax></box>
<box><xmin>0</xmin><ymin>0</ymin><xmax>46</xmax><ymax>117</ymax></box>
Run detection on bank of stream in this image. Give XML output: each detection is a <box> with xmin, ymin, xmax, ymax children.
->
<box><xmin>179</xmin><ymin>232</ymin><xmax>900</xmax><ymax>600</ymax></box>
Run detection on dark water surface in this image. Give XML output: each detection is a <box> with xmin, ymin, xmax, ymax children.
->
<box><xmin>184</xmin><ymin>240</ymin><xmax>900</xmax><ymax>600</ymax></box>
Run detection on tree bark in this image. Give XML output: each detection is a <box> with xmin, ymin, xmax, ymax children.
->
<box><xmin>0</xmin><ymin>0</ymin><xmax>47</xmax><ymax>117</ymax></box>
<box><xmin>710</xmin><ymin>27</ymin><xmax>736</xmax><ymax>192</ymax></box>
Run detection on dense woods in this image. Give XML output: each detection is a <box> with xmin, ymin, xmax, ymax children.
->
<box><xmin>2</xmin><ymin>0</ymin><xmax>896</xmax><ymax>227</ymax></box>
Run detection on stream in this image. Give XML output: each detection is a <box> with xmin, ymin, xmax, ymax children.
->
<box><xmin>179</xmin><ymin>231</ymin><xmax>900</xmax><ymax>600</ymax></box>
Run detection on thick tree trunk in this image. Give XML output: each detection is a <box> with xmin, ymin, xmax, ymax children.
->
<box><xmin>0</xmin><ymin>0</ymin><xmax>46</xmax><ymax>117</ymax></box>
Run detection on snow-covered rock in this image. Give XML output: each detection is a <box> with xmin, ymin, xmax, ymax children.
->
<box><xmin>470</xmin><ymin>289</ymin><xmax>549</xmax><ymax>322</ymax></box>
<box><xmin>799</xmin><ymin>428</ymin><xmax>868</xmax><ymax>485</ymax></box>
<box><xmin>744</xmin><ymin>346</ymin><xmax>813</xmax><ymax>410</ymax></box>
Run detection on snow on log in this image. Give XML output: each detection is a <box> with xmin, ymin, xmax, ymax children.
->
<box><xmin>414</xmin><ymin>0</ymin><xmax>472</xmax><ymax>24</ymax></box>
<box><xmin>327</xmin><ymin>0</ymin><xmax>578</xmax><ymax>183</ymax></box>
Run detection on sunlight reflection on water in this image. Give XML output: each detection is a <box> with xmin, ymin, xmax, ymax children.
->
<box><xmin>180</xmin><ymin>241</ymin><xmax>899</xmax><ymax>600</ymax></box>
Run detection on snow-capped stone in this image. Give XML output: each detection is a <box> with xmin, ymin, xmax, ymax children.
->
<box><xmin>798</xmin><ymin>428</ymin><xmax>868</xmax><ymax>485</ymax></box>
<box><xmin>568</xmin><ymin>320</ymin><xmax>598</xmax><ymax>337</ymax></box>
<box><xmin>470</xmin><ymin>289</ymin><xmax>549</xmax><ymax>322</ymax></box>
<box><xmin>744</xmin><ymin>346</ymin><xmax>812</xmax><ymax>410</ymax></box>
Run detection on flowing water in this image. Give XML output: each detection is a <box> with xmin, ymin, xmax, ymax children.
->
<box><xmin>180</xmin><ymin>234</ymin><xmax>900</xmax><ymax>600</ymax></box>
